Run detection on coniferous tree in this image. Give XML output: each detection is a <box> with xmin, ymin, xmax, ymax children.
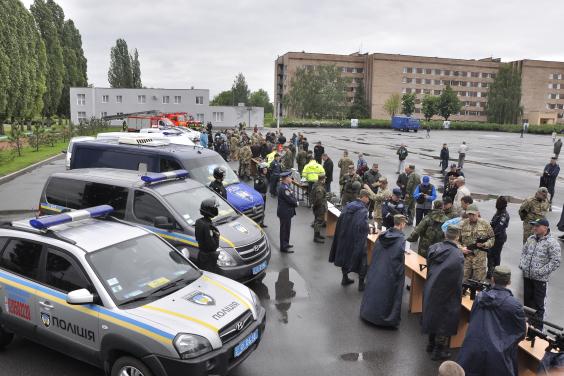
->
<box><xmin>108</xmin><ymin>39</ymin><xmax>134</xmax><ymax>88</ymax></box>
<box><xmin>486</xmin><ymin>64</ymin><xmax>523</xmax><ymax>124</ymax></box>
<box><xmin>131</xmin><ymin>48</ymin><xmax>142</xmax><ymax>88</ymax></box>
<box><xmin>349</xmin><ymin>79</ymin><xmax>369</xmax><ymax>119</ymax></box>
<box><xmin>232</xmin><ymin>73</ymin><xmax>250</xmax><ymax>105</ymax></box>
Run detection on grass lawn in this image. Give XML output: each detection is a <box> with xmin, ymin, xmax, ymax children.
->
<box><xmin>0</xmin><ymin>140</ymin><xmax>69</xmax><ymax>177</ymax></box>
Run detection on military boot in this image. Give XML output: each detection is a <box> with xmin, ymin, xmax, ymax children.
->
<box><xmin>430</xmin><ymin>344</ymin><xmax>451</xmax><ymax>361</ymax></box>
<box><xmin>358</xmin><ymin>277</ymin><xmax>365</xmax><ymax>292</ymax></box>
<box><xmin>314</xmin><ymin>232</ymin><xmax>325</xmax><ymax>243</ymax></box>
<box><xmin>341</xmin><ymin>271</ymin><xmax>354</xmax><ymax>286</ymax></box>
<box><xmin>426</xmin><ymin>335</ymin><xmax>435</xmax><ymax>353</ymax></box>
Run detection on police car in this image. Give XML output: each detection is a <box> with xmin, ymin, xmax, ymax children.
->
<box><xmin>0</xmin><ymin>206</ymin><xmax>266</xmax><ymax>376</ymax></box>
<box><xmin>39</xmin><ymin>169</ymin><xmax>271</xmax><ymax>284</ymax></box>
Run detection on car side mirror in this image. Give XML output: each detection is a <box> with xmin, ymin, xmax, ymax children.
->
<box><xmin>67</xmin><ymin>289</ymin><xmax>94</xmax><ymax>305</ymax></box>
<box><xmin>154</xmin><ymin>216</ymin><xmax>174</xmax><ymax>231</ymax></box>
<box><xmin>180</xmin><ymin>248</ymin><xmax>191</xmax><ymax>260</ymax></box>
<box><xmin>61</xmin><ymin>150</ymin><xmax>67</xmax><ymax>154</ymax></box>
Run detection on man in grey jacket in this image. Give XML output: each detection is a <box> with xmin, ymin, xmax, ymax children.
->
<box><xmin>518</xmin><ymin>218</ymin><xmax>561</xmax><ymax>325</ymax></box>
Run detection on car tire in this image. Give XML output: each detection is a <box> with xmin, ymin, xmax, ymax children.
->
<box><xmin>111</xmin><ymin>356</ymin><xmax>154</xmax><ymax>376</ymax></box>
<box><xmin>0</xmin><ymin>325</ymin><xmax>14</xmax><ymax>349</ymax></box>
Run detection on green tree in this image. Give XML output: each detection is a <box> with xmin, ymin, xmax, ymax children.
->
<box><xmin>31</xmin><ymin>0</ymin><xmax>65</xmax><ymax>118</ymax></box>
<box><xmin>348</xmin><ymin>79</ymin><xmax>369</xmax><ymax>119</ymax></box>
<box><xmin>249</xmin><ymin>89</ymin><xmax>274</xmax><ymax>113</ymax></box>
<box><xmin>383</xmin><ymin>93</ymin><xmax>401</xmax><ymax>118</ymax></box>
<box><xmin>131</xmin><ymin>48</ymin><xmax>142</xmax><ymax>88</ymax></box>
<box><xmin>421</xmin><ymin>95</ymin><xmax>438</xmax><ymax>121</ymax></box>
<box><xmin>210</xmin><ymin>90</ymin><xmax>234</xmax><ymax>106</ymax></box>
<box><xmin>58</xmin><ymin>19</ymin><xmax>88</xmax><ymax>117</ymax></box>
<box><xmin>437</xmin><ymin>85</ymin><xmax>462</xmax><ymax>121</ymax></box>
<box><xmin>486</xmin><ymin>64</ymin><xmax>523</xmax><ymax>124</ymax></box>
<box><xmin>401</xmin><ymin>93</ymin><xmax>416</xmax><ymax>116</ymax></box>
<box><xmin>108</xmin><ymin>38</ymin><xmax>134</xmax><ymax>88</ymax></box>
<box><xmin>284</xmin><ymin>65</ymin><xmax>349</xmax><ymax>119</ymax></box>
<box><xmin>8</xmin><ymin>122</ymin><xmax>25</xmax><ymax>157</ymax></box>
<box><xmin>232</xmin><ymin>73</ymin><xmax>249</xmax><ymax>105</ymax></box>
<box><xmin>0</xmin><ymin>0</ymin><xmax>47</xmax><ymax>135</ymax></box>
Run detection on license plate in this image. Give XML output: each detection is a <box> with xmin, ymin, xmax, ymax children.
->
<box><xmin>252</xmin><ymin>261</ymin><xmax>267</xmax><ymax>275</ymax></box>
<box><xmin>234</xmin><ymin>329</ymin><xmax>259</xmax><ymax>358</ymax></box>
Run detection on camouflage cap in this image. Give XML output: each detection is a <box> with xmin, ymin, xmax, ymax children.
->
<box><xmin>493</xmin><ymin>265</ymin><xmax>511</xmax><ymax>285</ymax></box>
<box><xmin>466</xmin><ymin>204</ymin><xmax>479</xmax><ymax>214</ymax></box>
<box><xmin>393</xmin><ymin>214</ymin><xmax>407</xmax><ymax>225</ymax></box>
<box><xmin>537</xmin><ymin>187</ymin><xmax>549</xmax><ymax>194</ymax></box>
<box><xmin>446</xmin><ymin>224</ymin><xmax>461</xmax><ymax>236</ymax></box>
<box><xmin>433</xmin><ymin>200</ymin><xmax>443</xmax><ymax>209</ymax></box>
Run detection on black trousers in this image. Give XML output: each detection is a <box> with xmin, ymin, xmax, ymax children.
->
<box><xmin>270</xmin><ymin>176</ymin><xmax>279</xmax><ymax>196</ymax></box>
<box><xmin>415</xmin><ymin>208</ymin><xmax>430</xmax><ymax>225</ymax></box>
<box><xmin>325</xmin><ymin>182</ymin><xmax>331</xmax><ymax>192</ymax></box>
<box><xmin>523</xmin><ymin>277</ymin><xmax>547</xmax><ymax>327</ymax></box>
<box><xmin>279</xmin><ymin>217</ymin><xmax>292</xmax><ymax>251</ymax></box>
<box><xmin>487</xmin><ymin>234</ymin><xmax>506</xmax><ymax>278</ymax></box>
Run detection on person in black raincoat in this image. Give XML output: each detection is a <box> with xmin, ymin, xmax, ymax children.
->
<box><xmin>329</xmin><ymin>189</ymin><xmax>370</xmax><ymax>291</ymax></box>
<box><xmin>457</xmin><ymin>266</ymin><xmax>526</xmax><ymax>376</ymax></box>
<box><xmin>421</xmin><ymin>224</ymin><xmax>465</xmax><ymax>361</ymax></box>
<box><xmin>360</xmin><ymin>214</ymin><xmax>407</xmax><ymax>328</ymax></box>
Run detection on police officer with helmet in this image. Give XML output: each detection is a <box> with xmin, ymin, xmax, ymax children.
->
<box><xmin>195</xmin><ymin>198</ymin><xmax>221</xmax><ymax>272</ymax></box>
<box><xmin>209</xmin><ymin>166</ymin><xmax>227</xmax><ymax>199</ymax></box>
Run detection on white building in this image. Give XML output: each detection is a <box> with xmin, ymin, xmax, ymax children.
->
<box><xmin>69</xmin><ymin>87</ymin><xmax>264</xmax><ymax>127</ymax></box>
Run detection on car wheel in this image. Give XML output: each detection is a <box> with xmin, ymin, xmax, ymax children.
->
<box><xmin>111</xmin><ymin>356</ymin><xmax>154</xmax><ymax>376</ymax></box>
<box><xmin>0</xmin><ymin>325</ymin><xmax>14</xmax><ymax>349</ymax></box>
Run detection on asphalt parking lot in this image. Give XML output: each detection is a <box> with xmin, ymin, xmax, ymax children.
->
<box><xmin>0</xmin><ymin>128</ymin><xmax>562</xmax><ymax>376</ymax></box>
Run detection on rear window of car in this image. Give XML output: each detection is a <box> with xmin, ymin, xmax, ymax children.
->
<box><xmin>45</xmin><ymin>178</ymin><xmax>128</xmax><ymax>219</ymax></box>
<box><xmin>73</xmin><ymin>147</ymin><xmax>152</xmax><ymax>171</ymax></box>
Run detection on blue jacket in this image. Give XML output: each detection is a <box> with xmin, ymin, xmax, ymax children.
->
<box><xmin>200</xmin><ymin>132</ymin><xmax>208</xmax><ymax>148</ymax></box>
<box><xmin>457</xmin><ymin>286</ymin><xmax>526</xmax><ymax>376</ymax></box>
<box><xmin>277</xmin><ymin>182</ymin><xmax>297</xmax><ymax>219</ymax></box>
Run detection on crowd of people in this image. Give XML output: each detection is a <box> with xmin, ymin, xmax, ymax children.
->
<box><xmin>201</xmin><ymin>124</ymin><xmax>562</xmax><ymax>375</ymax></box>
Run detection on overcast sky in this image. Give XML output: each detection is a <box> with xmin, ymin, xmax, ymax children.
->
<box><xmin>21</xmin><ymin>0</ymin><xmax>564</xmax><ymax>100</ymax></box>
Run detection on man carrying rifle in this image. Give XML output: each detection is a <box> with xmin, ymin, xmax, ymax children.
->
<box><xmin>457</xmin><ymin>266</ymin><xmax>526</xmax><ymax>376</ymax></box>
<box><xmin>459</xmin><ymin>204</ymin><xmax>495</xmax><ymax>282</ymax></box>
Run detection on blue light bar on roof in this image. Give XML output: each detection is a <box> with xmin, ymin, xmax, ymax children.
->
<box><xmin>141</xmin><ymin>169</ymin><xmax>189</xmax><ymax>183</ymax></box>
<box><xmin>29</xmin><ymin>205</ymin><xmax>114</xmax><ymax>230</ymax></box>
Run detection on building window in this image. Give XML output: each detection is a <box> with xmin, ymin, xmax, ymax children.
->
<box><xmin>116</xmin><ymin>95</ymin><xmax>122</xmax><ymax>103</ymax></box>
<box><xmin>346</xmin><ymin>67</ymin><xmax>354</xmax><ymax>73</ymax></box>
<box><xmin>356</xmin><ymin>68</ymin><xmax>364</xmax><ymax>73</ymax></box>
<box><xmin>101</xmin><ymin>111</ymin><xmax>107</xmax><ymax>118</ymax></box>
<box><xmin>402</xmin><ymin>88</ymin><xmax>406</xmax><ymax>94</ymax></box>
<box><xmin>402</xmin><ymin>77</ymin><xmax>407</xmax><ymax>83</ymax></box>
<box><xmin>423</xmin><ymin>89</ymin><xmax>431</xmax><ymax>94</ymax></box>
<box><xmin>163</xmin><ymin>96</ymin><xmax>170</xmax><ymax>104</ymax></box>
<box><xmin>77</xmin><ymin>94</ymin><xmax>86</xmax><ymax>105</ymax></box>
<box><xmin>434</xmin><ymin>69</ymin><xmax>441</xmax><ymax>75</ymax></box>
<box><xmin>415</xmin><ymin>88</ymin><xmax>422</xmax><ymax>94</ymax></box>
<box><xmin>434</xmin><ymin>90</ymin><xmax>441</xmax><ymax>95</ymax></box>
<box><xmin>548</xmin><ymin>104</ymin><xmax>556</xmax><ymax>110</ymax></box>
<box><xmin>557</xmin><ymin>104</ymin><xmax>564</xmax><ymax>110</ymax></box>
<box><xmin>458</xmin><ymin>91</ymin><xmax>466</xmax><ymax>97</ymax></box>
<box><xmin>416</xmin><ymin>68</ymin><xmax>423</xmax><ymax>74</ymax></box>
<box><xmin>116</xmin><ymin>112</ymin><xmax>124</xmax><ymax>119</ymax></box>
<box><xmin>77</xmin><ymin>111</ymin><xmax>87</xmax><ymax>122</ymax></box>
<box><xmin>138</xmin><ymin>95</ymin><xmax>146</xmax><ymax>104</ymax></box>
<box><xmin>425</xmin><ymin>79</ymin><xmax>432</xmax><ymax>85</ymax></box>
<box><xmin>415</xmin><ymin>78</ymin><xmax>422</xmax><ymax>84</ymax></box>
<box><xmin>174</xmin><ymin>95</ymin><xmax>182</xmax><ymax>104</ymax></box>
<box><xmin>434</xmin><ymin>80</ymin><xmax>441</xmax><ymax>85</ymax></box>
<box><xmin>471</xmin><ymin>72</ymin><xmax>480</xmax><ymax>78</ymax></box>
<box><xmin>425</xmin><ymin>69</ymin><xmax>432</xmax><ymax>75</ymax></box>
<box><xmin>196</xmin><ymin>113</ymin><xmax>205</xmax><ymax>122</ymax></box>
<box><xmin>490</xmin><ymin>73</ymin><xmax>496</xmax><ymax>79</ymax></box>
<box><xmin>405</xmin><ymin>88</ymin><xmax>412</xmax><ymax>94</ymax></box>
<box><xmin>196</xmin><ymin>96</ymin><xmax>204</xmax><ymax>104</ymax></box>
<box><xmin>102</xmin><ymin>95</ymin><xmax>109</xmax><ymax>103</ymax></box>
<box><xmin>213</xmin><ymin>112</ymin><xmax>224</xmax><ymax>122</ymax></box>
<box><xmin>405</xmin><ymin>67</ymin><xmax>413</xmax><ymax>74</ymax></box>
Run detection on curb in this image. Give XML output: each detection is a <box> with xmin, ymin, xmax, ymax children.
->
<box><xmin>0</xmin><ymin>153</ymin><xmax>64</xmax><ymax>185</ymax></box>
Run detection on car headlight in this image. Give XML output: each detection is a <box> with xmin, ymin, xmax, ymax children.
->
<box><xmin>173</xmin><ymin>334</ymin><xmax>212</xmax><ymax>359</ymax></box>
<box><xmin>217</xmin><ymin>248</ymin><xmax>237</xmax><ymax>267</ymax></box>
<box><xmin>249</xmin><ymin>289</ymin><xmax>262</xmax><ymax>312</ymax></box>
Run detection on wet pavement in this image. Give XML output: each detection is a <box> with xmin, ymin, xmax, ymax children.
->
<box><xmin>0</xmin><ymin>128</ymin><xmax>562</xmax><ymax>376</ymax></box>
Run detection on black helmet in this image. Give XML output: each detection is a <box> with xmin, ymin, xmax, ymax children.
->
<box><xmin>213</xmin><ymin>166</ymin><xmax>226</xmax><ymax>180</ymax></box>
<box><xmin>200</xmin><ymin>197</ymin><xmax>219</xmax><ymax>218</ymax></box>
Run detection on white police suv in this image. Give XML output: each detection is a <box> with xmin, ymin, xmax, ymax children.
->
<box><xmin>0</xmin><ymin>206</ymin><xmax>265</xmax><ymax>376</ymax></box>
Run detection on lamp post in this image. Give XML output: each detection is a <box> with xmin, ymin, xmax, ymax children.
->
<box><xmin>246</xmin><ymin>106</ymin><xmax>252</xmax><ymax>129</ymax></box>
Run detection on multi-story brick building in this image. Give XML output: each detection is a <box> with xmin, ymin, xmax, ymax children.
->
<box><xmin>274</xmin><ymin>52</ymin><xmax>564</xmax><ymax>124</ymax></box>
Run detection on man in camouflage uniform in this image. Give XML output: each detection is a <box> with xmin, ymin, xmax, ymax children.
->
<box><xmin>519</xmin><ymin>187</ymin><xmax>551</xmax><ymax>243</ymax></box>
<box><xmin>238</xmin><ymin>143</ymin><xmax>253</xmax><ymax>180</ymax></box>
<box><xmin>281</xmin><ymin>145</ymin><xmax>294</xmax><ymax>171</ymax></box>
<box><xmin>311</xmin><ymin>174</ymin><xmax>328</xmax><ymax>243</ymax></box>
<box><xmin>442</xmin><ymin>197</ymin><xmax>457</xmax><ymax>219</ymax></box>
<box><xmin>340</xmin><ymin>165</ymin><xmax>363</xmax><ymax>206</ymax></box>
<box><xmin>229</xmin><ymin>132</ymin><xmax>240</xmax><ymax>161</ymax></box>
<box><xmin>407</xmin><ymin>200</ymin><xmax>448</xmax><ymax>257</ymax></box>
<box><xmin>459</xmin><ymin>204</ymin><xmax>495</xmax><ymax>282</ymax></box>
<box><xmin>296</xmin><ymin>145</ymin><xmax>308</xmax><ymax>175</ymax></box>
<box><xmin>371</xmin><ymin>177</ymin><xmax>392</xmax><ymax>229</ymax></box>
<box><xmin>404</xmin><ymin>165</ymin><xmax>421</xmax><ymax>225</ymax></box>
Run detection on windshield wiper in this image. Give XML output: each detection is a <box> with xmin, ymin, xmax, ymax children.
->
<box><xmin>119</xmin><ymin>277</ymin><xmax>192</xmax><ymax>307</ymax></box>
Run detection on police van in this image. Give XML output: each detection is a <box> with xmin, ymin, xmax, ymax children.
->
<box><xmin>39</xmin><ymin>169</ymin><xmax>270</xmax><ymax>284</ymax></box>
<box><xmin>0</xmin><ymin>206</ymin><xmax>266</xmax><ymax>376</ymax></box>
<box><xmin>69</xmin><ymin>138</ymin><xmax>265</xmax><ymax>224</ymax></box>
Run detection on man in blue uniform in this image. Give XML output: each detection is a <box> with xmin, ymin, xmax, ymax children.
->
<box><xmin>277</xmin><ymin>170</ymin><xmax>298</xmax><ymax>253</ymax></box>
<box><xmin>457</xmin><ymin>266</ymin><xmax>526</xmax><ymax>376</ymax></box>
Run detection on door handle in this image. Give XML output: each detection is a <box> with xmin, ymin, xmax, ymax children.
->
<box><xmin>39</xmin><ymin>301</ymin><xmax>55</xmax><ymax>310</ymax></box>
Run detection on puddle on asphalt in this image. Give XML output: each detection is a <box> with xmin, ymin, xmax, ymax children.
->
<box><xmin>472</xmin><ymin>192</ymin><xmax>524</xmax><ymax>204</ymax></box>
<box><xmin>251</xmin><ymin>267</ymin><xmax>309</xmax><ymax>324</ymax></box>
<box><xmin>340</xmin><ymin>350</ymin><xmax>393</xmax><ymax>363</ymax></box>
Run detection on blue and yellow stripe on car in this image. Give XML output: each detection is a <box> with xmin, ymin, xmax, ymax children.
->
<box><xmin>0</xmin><ymin>270</ymin><xmax>174</xmax><ymax>345</ymax></box>
<box><xmin>201</xmin><ymin>275</ymin><xmax>252</xmax><ymax>311</ymax></box>
<box><xmin>39</xmin><ymin>202</ymin><xmax>67</xmax><ymax>214</ymax></box>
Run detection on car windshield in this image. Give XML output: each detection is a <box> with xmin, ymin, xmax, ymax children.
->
<box><xmin>183</xmin><ymin>155</ymin><xmax>239</xmax><ymax>185</ymax></box>
<box><xmin>164</xmin><ymin>187</ymin><xmax>237</xmax><ymax>226</ymax></box>
<box><xmin>87</xmin><ymin>234</ymin><xmax>201</xmax><ymax>306</ymax></box>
